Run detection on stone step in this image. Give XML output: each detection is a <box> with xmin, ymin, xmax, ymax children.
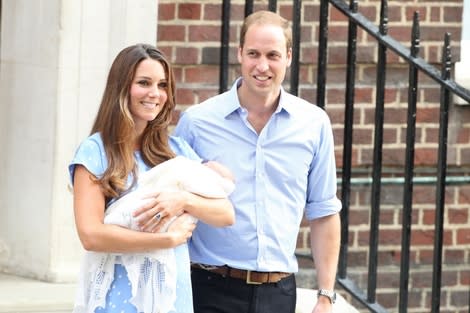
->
<box><xmin>0</xmin><ymin>274</ymin><xmax>358</xmax><ymax>313</ymax></box>
<box><xmin>296</xmin><ymin>288</ymin><xmax>359</xmax><ymax>313</ymax></box>
<box><xmin>0</xmin><ymin>273</ymin><xmax>75</xmax><ymax>313</ymax></box>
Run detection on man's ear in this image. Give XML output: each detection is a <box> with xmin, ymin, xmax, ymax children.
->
<box><xmin>237</xmin><ymin>47</ymin><xmax>243</xmax><ymax>63</ymax></box>
<box><xmin>286</xmin><ymin>48</ymin><xmax>293</xmax><ymax>67</ymax></box>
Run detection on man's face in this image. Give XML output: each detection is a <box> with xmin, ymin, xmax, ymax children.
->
<box><xmin>238</xmin><ymin>23</ymin><xmax>292</xmax><ymax>99</ymax></box>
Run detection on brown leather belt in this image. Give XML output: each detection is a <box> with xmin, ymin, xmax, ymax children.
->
<box><xmin>191</xmin><ymin>263</ymin><xmax>292</xmax><ymax>284</ymax></box>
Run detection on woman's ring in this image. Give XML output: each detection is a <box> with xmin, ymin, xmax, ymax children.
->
<box><xmin>154</xmin><ymin>213</ymin><xmax>162</xmax><ymax>221</ymax></box>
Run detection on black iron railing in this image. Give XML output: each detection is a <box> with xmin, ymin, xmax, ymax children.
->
<box><xmin>324</xmin><ymin>1</ymin><xmax>470</xmax><ymax>313</ymax></box>
<box><xmin>216</xmin><ymin>0</ymin><xmax>470</xmax><ymax>312</ymax></box>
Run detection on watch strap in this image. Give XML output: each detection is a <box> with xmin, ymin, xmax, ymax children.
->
<box><xmin>317</xmin><ymin>289</ymin><xmax>336</xmax><ymax>304</ymax></box>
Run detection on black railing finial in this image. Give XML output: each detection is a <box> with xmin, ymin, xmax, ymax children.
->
<box><xmin>441</xmin><ymin>33</ymin><xmax>452</xmax><ymax>80</ymax></box>
<box><xmin>379</xmin><ymin>0</ymin><xmax>388</xmax><ymax>35</ymax></box>
<box><xmin>245</xmin><ymin>0</ymin><xmax>253</xmax><ymax>17</ymax></box>
<box><xmin>268</xmin><ymin>0</ymin><xmax>277</xmax><ymax>13</ymax></box>
<box><xmin>350</xmin><ymin>0</ymin><xmax>358</xmax><ymax>11</ymax></box>
<box><xmin>410</xmin><ymin>12</ymin><xmax>420</xmax><ymax>58</ymax></box>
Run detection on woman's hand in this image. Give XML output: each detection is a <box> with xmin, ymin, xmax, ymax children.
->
<box><xmin>133</xmin><ymin>190</ymin><xmax>190</xmax><ymax>232</ymax></box>
<box><xmin>166</xmin><ymin>213</ymin><xmax>196</xmax><ymax>246</ymax></box>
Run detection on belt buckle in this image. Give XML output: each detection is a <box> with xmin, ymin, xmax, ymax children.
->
<box><xmin>246</xmin><ymin>270</ymin><xmax>262</xmax><ymax>285</ymax></box>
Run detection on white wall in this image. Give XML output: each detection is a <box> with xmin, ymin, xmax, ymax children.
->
<box><xmin>0</xmin><ymin>0</ymin><xmax>158</xmax><ymax>282</ymax></box>
<box><xmin>455</xmin><ymin>0</ymin><xmax>470</xmax><ymax>105</ymax></box>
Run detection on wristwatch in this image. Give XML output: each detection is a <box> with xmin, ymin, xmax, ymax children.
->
<box><xmin>317</xmin><ymin>289</ymin><xmax>336</xmax><ymax>304</ymax></box>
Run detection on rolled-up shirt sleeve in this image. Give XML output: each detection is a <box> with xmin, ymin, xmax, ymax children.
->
<box><xmin>304</xmin><ymin>114</ymin><xmax>342</xmax><ymax>220</ymax></box>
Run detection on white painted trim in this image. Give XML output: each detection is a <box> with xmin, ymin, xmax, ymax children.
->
<box><xmin>455</xmin><ymin>0</ymin><xmax>470</xmax><ymax>105</ymax></box>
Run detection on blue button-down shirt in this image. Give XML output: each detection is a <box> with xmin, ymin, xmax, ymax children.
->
<box><xmin>174</xmin><ymin>78</ymin><xmax>341</xmax><ymax>273</ymax></box>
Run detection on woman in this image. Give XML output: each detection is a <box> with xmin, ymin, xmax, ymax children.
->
<box><xmin>69</xmin><ymin>44</ymin><xmax>234</xmax><ymax>313</ymax></box>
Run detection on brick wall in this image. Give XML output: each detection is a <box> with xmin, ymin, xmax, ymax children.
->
<box><xmin>157</xmin><ymin>1</ymin><xmax>470</xmax><ymax>312</ymax></box>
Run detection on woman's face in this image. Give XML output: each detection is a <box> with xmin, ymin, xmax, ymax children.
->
<box><xmin>129</xmin><ymin>58</ymin><xmax>168</xmax><ymax>133</ymax></box>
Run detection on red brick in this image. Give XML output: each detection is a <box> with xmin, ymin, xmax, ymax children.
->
<box><xmin>456</xmin><ymin>125</ymin><xmax>470</xmax><ymax>143</ymax></box>
<box><xmin>359</xmin><ymin>5</ymin><xmax>378</xmax><ymax>23</ymax></box>
<box><xmin>303</xmin><ymin>3</ymin><xmax>320</xmax><ymax>22</ymax></box>
<box><xmin>443</xmin><ymin>6</ymin><xmax>464</xmax><ymax>23</ymax></box>
<box><xmin>380</xmin><ymin>229</ymin><xmax>402</xmax><ymax>245</ymax></box>
<box><xmin>425</xmin><ymin>45</ymin><xmax>441</xmax><ymax>64</ymax></box>
<box><xmin>444</xmin><ymin>249</ymin><xmax>465</xmax><ymax>264</ymax></box>
<box><xmin>376</xmin><ymin>291</ymin><xmax>398</xmax><ymax>308</ymax></box>
<box><xmin>328</xmin><ymin>25</ymin><xmax>349</xmax><ymax>41</ymax></box>
<box><xmin>325</xmin><ymin>67</ymin><xmax>349</xmax><ymax>84</ymax></box>
<box><xmin>175</xmin><ymin>88</ymin><xmax>197</xmax><ymax>105</ymax></box>
<box><xmin>175</xmin><ymin>47</ymin><xmax>199</xmax><ymax>64</ymax></box>
<box><xmin>159</xmin><ymin>3</ymin><xmax>176</xmax><ymax>21</ymax></box>
<box><xmin>461</xmin><ymin>270</ymin><xmax>470</xmax><ymax>285</ymax></box>
<box><xmin>456</xmin><ymin>228</ymin><xmax>470</xmax><ymax>244</ymax></box>
<box><xmin>330</xmin><ymin>6</ymin><xmax>348</xmax><ymax>22</ymax></box>
<box><xmin>430</xmin><ymin>6</ymin><xmax>441</xmax><ymax>22</ymax></box>
<box><xmin>423</xmin><ymin>127</ymin><xmax>439</xmax><ymax>144</ymax></box>
<box><xmin>405</xmin><ymin>6</ymin><xmax>427</xmax><ymax>22</ymax></box>
<box><xmin>353</xmin><ymin>128</ymin><xmax>373</xmax><ymax>145</ymax></box>
<box><xmin>157</xmin><ymin>25</ymin><xmax>185</xmax><ymax>41</ymax></box>
<box><xmin>356</xmin><ymin>45</ymin><xmax>377</xmax><ymax>63</ymax></box>
<box><xmin>300</xmin><ymin>47</ymin><xmax>318</xmax><ymax>64</ymax></box>
<box><xmin>157</xmin><ymin>45</ymin><xmax>173</xmax><ymax>62</ymax></box>
<box><xmin>417</xmin><ymin>107</ymin><xmax>440</xmax><ymax>123</ymax></box>
<box><xmin>383</xmin><ymin>128</ymin><xmax>398</xmax><ymax>144</ymax></box>
<box><xmin>188</xmin><ymin>25</ymin><xmax>220</xmax><ymax>42</ymax></box>
<box><xmin>417</xmin><ymin>229</ymin><xmax>453</xmax><ymax>245</ymax></box>
<box><xmin>388</xmin><ymin>27</ymin><xmax>412</xmax><ymax>42</ymax></box>
<box><xmin>203</xmin><ymin>4</ymin><xmax>221</xmax><ymax>21</ymax></box>
<box><xmin>184</xmin><ymin>66</ymin><xmax>219</xmax><ymax>84</ymax></box>
<box><xmin>328</xmin><ymin>45</ymin><xmax>347</xmax><ymax>65</ymax></box>
<box><xmin>458</xmin><ymin>186</ymin><xmax>470</xmax><ymax>204</ymax></box>
<box><xmin>448</xmin><ymin>208</ymin><xmax>469</xmax><ymax>224</ymax></box>
<box><xmin>278</xmin><ymin>5</ymin><xmax>293</xmax><ymax>21</ymax></box>
<box><xmin>387</xmin><ymin>5</ymin><xmax>403</xmax><ymax>23</ymax></box>
<box><xmin>178</xmin><ymin>3</ymin><xmax>201</xmax><ymax>20</ymax></box>
<box><xmin>418</xmin><ymin>249</ymin><xmax>434</xmax><ymax>264</ymax></box>
<box><xmin>414</xmin><ymin>148</ymin><xmax>438</xmax><ymax>165</ymax></box>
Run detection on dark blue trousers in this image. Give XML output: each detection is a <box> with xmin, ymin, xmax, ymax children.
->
<box><xmin>191</xmin><ymin>267</ymin><xmax>297</xmax><ymax>313</ymax></box>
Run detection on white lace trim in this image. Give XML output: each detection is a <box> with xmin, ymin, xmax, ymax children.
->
<box><xmin>73</xmin><ymin>251</ymin><xmax>177</xmax><ymax>313</ymax></box>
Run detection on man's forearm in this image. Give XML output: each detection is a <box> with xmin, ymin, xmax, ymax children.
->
<box><xmin>309</xmin><ymin>213</ymin><xmax>341</xmax><ymax>290</ymax></box>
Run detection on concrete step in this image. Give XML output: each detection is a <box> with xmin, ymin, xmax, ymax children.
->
<box><xmin>0</xmin><ymin>274</ymin><xmax>358</xmax><ymax>313</ymax></box>
<box><xmin>0</xmin><ymin>273</ymin><xmax>75</xmax><ymax>313</ymax></box>
<box><xmin>296</xmin><ymin>288</ymin><xmax>359</xmax><ymax>313</ymax></box>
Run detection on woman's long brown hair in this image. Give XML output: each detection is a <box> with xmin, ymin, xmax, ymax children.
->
<box><xmin>90</xmin><ymin>44</ymin><xmax>176</xmax><ymax>198</ymax></box>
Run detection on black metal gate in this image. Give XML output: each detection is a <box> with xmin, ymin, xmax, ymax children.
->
<box><xmin>216</xmin><ymin>0</ymin><xmax>470</xmax><ymax>312</ymax></box>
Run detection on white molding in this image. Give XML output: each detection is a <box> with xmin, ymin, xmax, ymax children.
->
<box><xmin>455</xmin><ymin>0</ymin><xmax>470</xmax><ymax>105</ymax></box>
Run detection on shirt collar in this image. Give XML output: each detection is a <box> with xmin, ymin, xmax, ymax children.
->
<box><xmin>222</xmin><ymin>77</ymin><xmax>293</xmax><ymax>118</ymax></box>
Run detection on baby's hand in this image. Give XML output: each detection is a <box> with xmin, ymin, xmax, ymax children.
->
<box><xmin>204</xmin><ymin>161</ymin><xmax>235</xmax><ymax>182</ymax></box>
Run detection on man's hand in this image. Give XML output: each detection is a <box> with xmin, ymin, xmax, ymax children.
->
<box><xmin>312</xmin><ymin>296</ymin><xmax>333</xmax><ymax>313</ymax></box>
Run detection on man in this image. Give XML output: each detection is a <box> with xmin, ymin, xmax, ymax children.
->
<box><xmin>174</xmin><ymin>10</ymin><xmax>341</xmax><ymax>313</ymax></box>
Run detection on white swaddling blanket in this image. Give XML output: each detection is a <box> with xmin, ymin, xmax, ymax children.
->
<box><xmin>73</xmin><ymin>156</ymin><xmax>235</xmax><ymax>313</ymax></box>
